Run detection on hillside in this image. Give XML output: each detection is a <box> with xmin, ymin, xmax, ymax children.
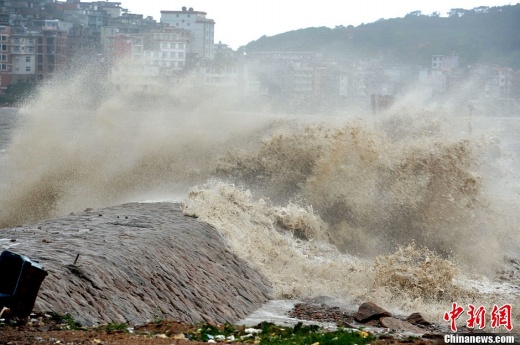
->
<box><xmin>243</xmin><ymin>4</ymin><xmax>520</xmax><ymax>69</ymax></box>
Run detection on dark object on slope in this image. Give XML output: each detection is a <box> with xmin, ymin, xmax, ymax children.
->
<box><xmin>0</xmin><ymin>250</ymin><xmax>48</xmax><ymax>318</ymax></box>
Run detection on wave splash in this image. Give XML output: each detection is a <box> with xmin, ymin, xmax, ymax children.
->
<box><xmin>0</xmin><ymin>65</ymin><xmax>519</xmax><ymax>322</ymax></box>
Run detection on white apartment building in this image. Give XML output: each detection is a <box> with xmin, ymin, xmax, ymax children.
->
<box><xmin>160</xmin><ymin>7</ymin><xmax>215</xmax><ymax>60</ymax></box>
<box><xmin>432</xmin><ymin>54</ymin><xmax>459</xmax><ymax>71</ymax></box>
<box><xmin>142</xmin><ymin>32</ymin><xmax>188</xmax><ymax>69</ymax></box>
<box><xmin>11</xmin><ymin>32</ymin><xmax>37</xmax><ymax>82</ymax></box>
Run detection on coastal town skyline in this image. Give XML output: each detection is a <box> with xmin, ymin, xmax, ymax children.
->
<box><xmin>122</xmin><ymin>0</ymin><xmax>515</xmax><ymax>49</ymax></box>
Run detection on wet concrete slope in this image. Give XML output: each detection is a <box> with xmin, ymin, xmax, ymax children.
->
<box><xmin>0</xmin><ymin>202</ymin><xmax>272</xmax><ymax>325</ymax></box>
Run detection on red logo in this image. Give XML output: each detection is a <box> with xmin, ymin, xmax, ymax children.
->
<box><xmin>491</xmin><ymin>304</ymin><xmax>513</xmax><ymax>331</ymax></box>
<box><xmin>467</xmin><ymin>304</ymin><xmax>486</xmax><ymax>329</ymax></box>
<box><xmin>444</xmin><ymin>303</ymin><xmax>513</xmax><ymax>332</ymax></box>
<box><xmin>444</xmin><ymin>302</ymin><xmax>465</xmax><ymax>332</ymax></box>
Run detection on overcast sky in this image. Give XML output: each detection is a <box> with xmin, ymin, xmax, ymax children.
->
<box><xmin>120</xmin><ymin>1</ymin><xmax>516</xmax><ymax>49</ymax></box>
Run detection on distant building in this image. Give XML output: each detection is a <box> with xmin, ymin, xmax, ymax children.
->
<box><xmin>10</xmin><ymin>30</ymin><xmax>38</xmax><ymax>84</ymax></box>
<box><xmin>432</xmin><ymin>54</ymin><xmax>459</xmax><ymax>71</ymax></box>
<box><xmin>141</xmin><ymin>28</ymin><xmax>189</xmax><ymax>70</ymax></box>
<box><xmin>107</xmin><ymin>26</ymin><xmax>190</xmax><ymax>91</ymax></box>
<box><xmin>0</xmin><ymin>25</ymin><xmax>11</xmax><ymax>89</ymax></box>
<box><xmin>160</xmin><ymin>7</ymin><xmax>215</xmax><ymax>60</ymax></box>
<box><xmin>106</xmin><ymin>27</ymin><xmax>189</xmax><ymax>69</ymax></box>
<box><xmin>0</xmin><ymin>20</ymin><xmax>67</xmax><ymax>88</ymax></box>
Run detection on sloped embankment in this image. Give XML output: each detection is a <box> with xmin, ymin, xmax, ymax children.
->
<box><xmin>0</xmin><ymin>202</ymin><xmax>272</xmax><ymax>325</ymax></box>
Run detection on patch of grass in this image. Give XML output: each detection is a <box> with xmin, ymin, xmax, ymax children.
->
<box><xmin>152</xmin><ymin>313</ymin><xmax>163</xmax><ymax>325</ymax></box>
<box><xmin>58</xmin><ymin>313</ymin><xmax>84</xmax><ymax>330</ymax></box>
<box><xmin>258</xmin><ymin>322</ymin><xmax>373</xmax><ymax>345</ymax></box>
<box><xmin>189</xmin><ymin>322</ymin><xmax>373</xmax><ymax>345</ymax></box>
<box><xmin>100</xmin><ymin>322</ymin><xmax>129</xmax><ymax>333</ymax></box>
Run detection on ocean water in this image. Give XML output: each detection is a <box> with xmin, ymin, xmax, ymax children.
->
<box><xmin>1</xmin><ymin>66</ymin><xmax>520</xmax><ymax>328</ymax></box>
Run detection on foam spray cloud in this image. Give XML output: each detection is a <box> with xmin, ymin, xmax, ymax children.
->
<box><xmin>0</xmin><ymin>60</ymin><xmax>519</xmax><ymax>322</ymax></box>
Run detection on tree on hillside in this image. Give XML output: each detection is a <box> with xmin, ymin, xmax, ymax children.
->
<box><xmin>243</xmin><ymin>4</ymin><xmax>520</xmax><ymax>69</ymax></box>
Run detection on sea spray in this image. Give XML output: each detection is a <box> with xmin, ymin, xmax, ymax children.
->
<box><xmin>0</xmin><ymin>60</ymin><xmax>519</xmax><ymax>325</ymax></box>
<box><xmin>181</xmin><ymin>181</ymin><xmax>371</xmax><ymax>299</ymax></box>
<box><xmin>0</xmin><ymin>66</ymin><xmax>277</xmax><ymax>227</ymax></box>
<box><xmin>181</xmin><ymin>181</ymin><xmax>516</xmax><ymax>322</ymax></box>
<box><xmin>215</xmin><ymin>118</ymin><xmax>504</xmax><ymax>269</ymax></box>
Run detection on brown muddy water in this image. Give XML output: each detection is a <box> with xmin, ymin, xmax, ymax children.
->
<box><xmin>0</xmin><ymin>71</ymin><xmax>520</xmax><ymax>331</ymax></box>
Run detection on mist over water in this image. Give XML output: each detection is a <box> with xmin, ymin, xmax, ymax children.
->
<box><xmin>1</xmin><ymin>63</ymin><xmax>520</xmax><ymax>322</ymax></box>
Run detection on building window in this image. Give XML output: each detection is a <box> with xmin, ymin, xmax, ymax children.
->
<box><xmin>26</xmin><ymin>56</ymin><xmax>31</xmax><ymax>62</ymax></box>
<box><xmin>1</xmin><ymin>64</ymin><xmax>7</xmax><ymax>70</ymax></box>
<box><xmin>26</xmin><ymin>66</ymin><xmax>31</xmax><ymax>72</ymax></box>
<box><xmin>0</xmin><ymin>36</ymin><xmax>6</xmax><ymax>41</ymax></box>
<box><xmin>0</xmin><ymin>55</ymin><xmax>6</xmax><ymax>61</ymax></box>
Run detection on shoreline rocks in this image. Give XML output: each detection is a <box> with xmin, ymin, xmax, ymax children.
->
<box><xmin>288</xmin><ymin>300</ymin><xmax>442</xmax><ymax>336</ymax></box>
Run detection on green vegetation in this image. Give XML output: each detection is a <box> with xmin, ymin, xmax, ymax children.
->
<box><xmin>189</xmin><ymin>322</ymin><xmax>374</xmax><ymax>344</ymax></box>
<box><xmin>243</xmin><ymin>4</ymin><xmax>520</xmax><ymax>69</ymax></box>
<box><xmin>99</xmin><ymin>322</ymin><xmax>129</xmax><ymax>333</ymax></box>
<box><xmin>48</xmin><ymin>312</ymin><xmax>85</xmax><ymax>331</ymax></box>
<box><xmin>49</xmin><ymin>312</ymin><xmax>128</xmax><ymax>333</ymax></box>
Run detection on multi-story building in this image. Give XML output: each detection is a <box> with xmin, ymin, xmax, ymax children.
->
<box><xmin>36</xmin><ymin>24</ymin><xmax>68</xmax><ymax>81</ymax></box>
<box><xmin>141</xmin><ymin>28</ymin><xmax>189</xmax><ymax>69</ymax></box>
<box><xmin>106</xmin><ymin>26</ymin><xmax>189</xmax><ymax>68</ymax></box>
<box><xmin>160</xmin><ymin>7</ymin><xmax>214</xmax><ymax>60</ymax></box>
<box><xmin>10</xmin><ymin>29</ymin><xmax>38</xmax><ymax>83</ymax></box>
<box><xmin>0</xmin><ymin>19</ymin><xmax>67</xmax><ymax>88</ymax></box>
<box><xmin>0</xmin><ymin>24</ymin><xmax>11</xmax><ymax>89</ymax></box>
<box><xmin>107</xmin><ymin>26</ymin><xmax>190</xmax><ymax>91</ymax></box>
<box><xmin>101</xmin><ymin>13</ymin><xmax>162</xmax><ymax>59</ymax></box>
<box><xmin>432</xmin><ymin>54</ymin><xmax>459</xmax><ymax>72</ymax></box>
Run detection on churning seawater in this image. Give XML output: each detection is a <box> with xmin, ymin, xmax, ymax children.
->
<box><xmin>1</xmin><ymin>68</ymin><xmax>520</xmax><ymax>327</ymax></box>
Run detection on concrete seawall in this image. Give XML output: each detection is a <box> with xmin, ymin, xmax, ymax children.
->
<box><xmin>0</xmin><ymin>202</ymin><xmax>272</xmax><ymax>325</ymax></box>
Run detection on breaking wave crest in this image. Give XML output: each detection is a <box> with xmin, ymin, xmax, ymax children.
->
<box><xmin>181</xmin><ymin>181</ymin><xmax>515</xmax><ymax>321</ymax></box>
<box><xmin>214</xmin><ymin>117</ymin><xmax>509</xmax><ymax>269</ymax></box>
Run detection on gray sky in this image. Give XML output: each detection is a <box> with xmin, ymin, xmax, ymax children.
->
<box><xmin>121</xmin><ymin>1</ymin><xmax>516</xmax><ymax>49</ymax></box>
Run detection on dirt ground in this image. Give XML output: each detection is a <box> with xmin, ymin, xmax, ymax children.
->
<box><xmin>0</xmin><ymin>318</ymin><xmax>206</xmax><ymax>345</ymax></box>
<box><xmin>0</xmin><ymin>320</ymin><xmax>436</xmax><ymax>345</ymax></box>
